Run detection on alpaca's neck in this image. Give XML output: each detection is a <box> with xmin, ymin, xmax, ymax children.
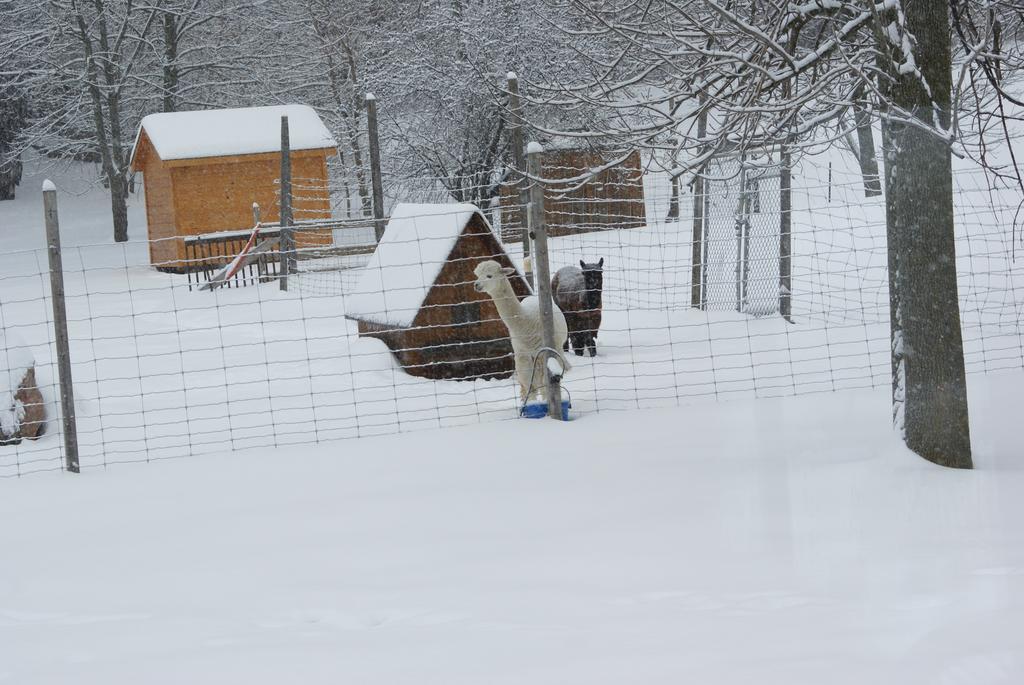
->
<box><xmin>489</xmin><ymin>280</ymin><xmax>522</xmax><ymax>322</ymax></box>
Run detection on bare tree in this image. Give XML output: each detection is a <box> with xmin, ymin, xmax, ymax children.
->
<box><xmin>148</xmin><ymin>0</ymin><xmax>263</xmax><ymax>113</ymax></box>
<box><xmin>30</xmin><ymin>0</ymin><xmax>159</xmax><ymax>242</ymax></box>
<box><xmin>0</xmin><ymin>0</ymin><xmax>43</xmax><ymax>200</ymax></box>
<box><xmin>0</xmin><ymin>84</ymin><xmax>29</xmax><ymax>201</ymax></box>
<box><xmin>298</xmin><ymin>0</ymin><xmax>374</xmax><ymax>215</ymax></box>
<box><xmin>530</xmin><ymin>0</ymin><xmax>1022</xmax><ymax>467</ymax></box>
<box><xmin>879</xmin><ymin>0</ymin><xmax>970</xmax><ymax>468</ymax></box>
<box><xmin>4</xmin><ymin>0</ymin><xmax>271</xmax><ymax>238</ymax></box>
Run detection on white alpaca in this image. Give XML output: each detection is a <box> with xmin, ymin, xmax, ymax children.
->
<box><xmin>473</xmin><ymin>260</ymin><xmax>570</xmax><ymax>403</ymax></box>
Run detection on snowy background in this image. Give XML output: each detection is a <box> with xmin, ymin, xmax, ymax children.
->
<box><xmin>0</xmin><ymin>138</ymin><xmax>1020</xmax><ymax>476</ymax></box>
<box><xmin>0</xmin><ymin>136</ymin><xmax>1021</xmax><ymax>684</ymax></box>
<box><xmin>2</xmin><ymin>0</ymin><xmax>1022</xmax><ymax>680</ymax></box>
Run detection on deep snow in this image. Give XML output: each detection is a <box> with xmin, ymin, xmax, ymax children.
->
<box><xmin>0</xmin><ymin>142</ymin><xmax>1021</xmax><ymax>476</ymax></box>
<box><xmin>1</xmin><ymin>373</ymin><xmax>1022</xmax><ymax>684</ymax></box>
<box><xmin>0</xmin><ymin>121</ymin><xmax>1021</xmax><ymax>683</ymax></box>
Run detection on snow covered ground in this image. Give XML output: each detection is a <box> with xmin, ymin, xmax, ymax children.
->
<box><xmin>1</xmin><ymin>372</ymin><xmax>1022</xmax><ymax>684</ymax></box>
<box><xmin>0</xmin><ymin>130</ymin><xmax>1021</xmax><ymax>682</ymax></box>
<box><xmin>0</xmin><ymin>144</ymin><xmax>1021</xmax><ymax>476</ymax></box>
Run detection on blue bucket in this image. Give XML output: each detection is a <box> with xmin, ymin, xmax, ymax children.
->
<box><xmin>520</xmin><ymin>400</ymin><xmax>571</xmax><ymax>420</ymax></box>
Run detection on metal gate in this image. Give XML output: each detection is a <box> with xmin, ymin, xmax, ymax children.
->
<box><xmin>700</xmin><ymin>152</ymin><xmax>781</xmax><ymax>315</ymax></box>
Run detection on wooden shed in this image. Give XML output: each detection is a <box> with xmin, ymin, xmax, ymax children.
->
<box><xmin>129</xmin><ymin>104</ymin><xmax>337</xmax><ymax>270</ymax></box>
<box><xmin>499</xmin><ymin>148</ymin><xmax>646</xmax><ymax>242</ymax></box>
<box><xmin>345</xmin><ymin>203</ymin><xmax>531</xmax><ymax>381</ymax></box>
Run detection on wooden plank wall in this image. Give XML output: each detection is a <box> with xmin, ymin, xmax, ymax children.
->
<box><xmin>139</xmin><ymin>141</ymin><xmax>179</xmax><ymax>269</ymax></box>
<box><xmin>166</xmin><ymin>151</ymin><xmax>332</xmax><ymax>266</ymax></box>
<box><xmin>499</xmin><ymin>149</ymin><xmax>646</xmax><ymax>242</ymax></box>
<box><xmin>356</xmin><ymin>216</ymin><xmax>531</xmax><ymax>381</ymax></box>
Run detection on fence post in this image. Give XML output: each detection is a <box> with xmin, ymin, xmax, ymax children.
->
<box><xmin>526</xmin><ymin>143</ymin><xmax>564</xmax><ymax>420</ymax></box>
<box><xmin>690</xmin><ymin>106</ymin><xmax>708</xmax><ymax>309</ymax></box>
<box><xmin>42</xmin><ymin>181</ymin><xmax>80</xmax><ymax>473</ymax></box>
<box><xmin>779</xmin><ymin>146</ymin><xmax>793</xmax><ymax>322</ymax></box>
<box><xmin>252</xmin><ymin>201</ymin><xmax>266</xmax><ymax>283</ymax></box>
<box><xmin>690</xmin><ymin>172</ymin><xmax>704</xmax><ymax>308</ymax></box>
<box><xmin>735</xmin><ymin>162</ymin><xmax>748</xmax><ymax>312</ymax></box>
<box><xmin>279</xmin><ymin>116</ymin><xmax>293</xmax><ymax>292</ymax></box>
<box><xmin>365</xmin><ymin>93</ymin><xmax>386</xmax><ymax>243</ymax></box>
<box><xmin>507</xmin><ymin>72</ymin><xmax>533</xmax><ymax>287</ymax></box>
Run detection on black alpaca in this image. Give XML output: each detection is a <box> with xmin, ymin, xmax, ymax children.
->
<box><xmin>552</xmin><ymin>258</ymin><xmax>604</xmax><ymax>357</ymax></box>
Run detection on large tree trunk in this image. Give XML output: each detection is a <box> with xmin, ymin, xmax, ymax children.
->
<box><xmin>0</xmin><ymin>89</ymin><xmax>27</xmax><ymax>200</ymax></box>
<box><xmin>94</xmin><ymin>3</ymin><xmax>131</xmax><ymax>242</ymax></box>
<box><xmin>881</xmin><ymin>0</ymin><xmax>971</xmax><ymax>468</ymax></box>
<box><xmin>343</xmin><ymin>58</ymin><xmax>370</xmax><ymax>216</ymax></box>
<box><xmin>308</xmin><ymin>7</ymin><xmax>371</xmax><ymax>217</ymax></box>
<box><xmin>104</xmin><ymin>94</ymin><xmax>130</xmax><ymax>242</ymax></box>
<box><xmin>108</xmin><ymin>173</ymin><xmax>129</xmax><ymax>242</ymax></box>
<box><xmin>75</xmin><ymin>4</ymin><xmax>130</xmax><ymax>243</ymax></box>
<box><xmin>345</xmin><ymin>113</ymin><xmax>371</xmax><ymax>215</ymax></box>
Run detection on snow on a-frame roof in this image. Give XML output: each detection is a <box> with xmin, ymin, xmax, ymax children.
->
<box><xmin>345</xmin><ymin>203</ymin><xmax>492</xmax><ymax>328</ymax></box>
<box><xmin>132</xmin><ymin>104</ymin><xmax>337</xmax><ymax>163</ymax></box>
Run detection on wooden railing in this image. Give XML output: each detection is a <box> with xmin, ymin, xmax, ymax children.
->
<box><xmin>183</xmin><ymin>218</ymin><xmax>379</xmax><ymax>291</ymax></box>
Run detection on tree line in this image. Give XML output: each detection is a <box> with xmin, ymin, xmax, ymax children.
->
<box><xmin>0</xmin><ymin>0</ymin><xmax>587</xmax><ymax>237</ymax></box>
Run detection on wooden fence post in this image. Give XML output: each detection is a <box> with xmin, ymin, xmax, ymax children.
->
<box><xmin>279</xmin><ymin>116</ymin><xmax>293</xmax><ymax>292</ymax></box>
<box><xmin>365</xmin><ymin>93</ymin><xmax>386</xmax><ymax>243</ymax></box>
<box><xmin>527</xmin><ymin>143</ymin><xmax>564</xmax><ymax>420</ymax></box>
<box><xmin>42</xmin><ymin>181</ymin><xmax>80</xmax><ymax>473</ymax></box>
<box><xmin>690</xmin><ymin>172</ymin><xmax>704</xmax><ymax>308</ymax></box>
<box><xmin>507</xmin><ymin>72</ymin><xmax>533</xmax><ymax>287</ymax></box>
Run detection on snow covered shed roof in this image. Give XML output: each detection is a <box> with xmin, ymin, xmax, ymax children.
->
<box><xmin>130</xmin><ymin>104</ymin><xmax>337</xmax><ymax>168</ymax></box>
<box><xmin>345</xmin><ymin>203</ymin><xmax>495</xmax><ymax>328</ymax></box>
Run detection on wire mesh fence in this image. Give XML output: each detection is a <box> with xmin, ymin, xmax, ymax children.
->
<box><xmin>700</xmin><ymin>151</ymin><xmax>783</xmax><ymax>315</ymax></box>
<box><xmin>1</xmin><ymin>140</ymin><xmax>1021</xmax><ymax>477</ymax></box>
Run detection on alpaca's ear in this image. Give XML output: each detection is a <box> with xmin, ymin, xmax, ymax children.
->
<box><xmin>598</xmin><ymin>258</ymin><xmax>604</xmax><ymax>267</ymax></box>
<box><xmin>501</xmin><ymin>267</ymin><xmax>515</xmax><ymax>276</ymax></box>
<box><xmin>580</xmin><ymin>260</ymin><xmax>586</xmax><ymax>269</ymax></box>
